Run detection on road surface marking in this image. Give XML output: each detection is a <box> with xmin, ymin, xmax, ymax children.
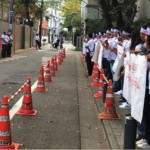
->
<box><xmin>9</xmin><ymin>81</ymin><xmax>38</xmax><ymax>120</ymax></box>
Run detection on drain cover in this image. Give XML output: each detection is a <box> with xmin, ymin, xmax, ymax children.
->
<box><xmin>2</xmin><ymin>82</ymin><xmax>19</xmax><ymax>85</ymax></box>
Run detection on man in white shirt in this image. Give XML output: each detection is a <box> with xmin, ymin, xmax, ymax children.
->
<box><xmin>6</xmin><ymin>32</ymin><xmax>13</xmax><ymax>57</ymax></box>
<box><xmin>1</xmin><ymin>31</ymin><xmax>8</xmax><ymax>58</ymax></box>
<box><xmin>85</xmin><ymin>33</ymin><xmax>95</xmax><ymax>76</ymax></box>
<box><xmin>35</xmin><ymin>33</ymin><xmax>41</xmax><ymax>49</ymax></box>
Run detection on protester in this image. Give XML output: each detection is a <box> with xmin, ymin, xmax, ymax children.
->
<box><xmin>118</xmin><ymin>28</ymin><xmax>132</xmax><ymax>109</ymax></box>
<box><xmin>86</xmin><ymin>21</ymin><xmax>150</xmax><ymax>149</ymax></box>
<box><xmin>85</xmin><ymin>33</ymin><xmax>95</xmax><ymax>77</ymax></box>
<box><xmin>136</xmin><ymin>27</ymin><xmax>150</xmax><ymax>149</ymax></box>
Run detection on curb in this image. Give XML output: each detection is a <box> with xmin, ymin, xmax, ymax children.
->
<box><xmin>80</xmin><ymin>55</ymin><xmax>128</xmax><ymax>149</ymax></box>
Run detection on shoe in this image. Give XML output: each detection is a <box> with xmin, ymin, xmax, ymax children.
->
<box><xmin>118</xmin><ymin>94</ymin><xmax>124</xmax><ymax>100</ymax></box>
<box><xmin>115</xmin><ymin>90</ymin><xmax>122</xmax><ymax>95</ymax></box>
<box><xmin>118</xmin><ymin>99</ymin><xmax>126</xmax><ymax>103</ymax></box>
<box><xmin>119</xmin><ymin>102</ymin><xmax>131</xmax><ymax>110</ymax></box>
<box><xmin>137</xmin><ymin>140</ymin><xmax>150</xmax><ymax>149</ymax></box>
<box><xmin>136</xmin><ymin>135</ymin><xmax>143</xmax><ymax>141</ymax></box>
<box><xmin>136</xmin><ymin>139</ymin><xmax>146</xmax><ymax>145</ymax></box>
<box><xmin>83</xmin><ymin>73</ymin><xmax>89</xmax><ymax>78</ymax></box>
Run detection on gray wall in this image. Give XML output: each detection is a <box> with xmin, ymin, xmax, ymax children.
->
<box><xmin>0</xmin><ymin>20</ymin><xmax>9</xmax><ymax>34</ymax></box>
<box><xmin>14</xmin><ymin>24</ymin><xmax>24</xmax><ymax>51</ymax></box>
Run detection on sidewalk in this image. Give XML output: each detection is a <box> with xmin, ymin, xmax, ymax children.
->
<box><xmin>4</xmin><ymin>42</ymin><xmax>128</xmax><ymax>149</ymax></box>
<box><xmin>63</xmin><ymin>42</ymin><xmax>128</xmax><ymax>149</ymax></box>
<box><xmin>81</xmin><ymin>57</ymin><xmax>131</xmax><ymax>149</ymax></box>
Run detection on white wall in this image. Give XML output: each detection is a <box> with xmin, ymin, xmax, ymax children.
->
<box><xmin>134</xmin><ymin>0</ymin><xmax>150</xmax><ymax>21</ymax></box>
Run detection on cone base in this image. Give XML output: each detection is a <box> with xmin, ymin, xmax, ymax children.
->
<box><xmin>91</xmin><ymin>82</ymin><xmax>99</xmax><ymax>87</ymax></box>
<box><xmin>99</xmin><ymin>112</ymin><xmax>120</xmax><ymax>120</ymax></box>
<box><xmin>91</xmin><ymin>75</ymin><xmax>98</xmax><ymax>78</ymax></box>
<box><xmin>16</xmin><ymin>109</ymin><xmax>38</xmax><ymax>116</ymax></box>
<box><xmin>94</xmin><ymin>93</ymin><xmax>103</xmax><ymax>98</ymax></box>
<box><xmin>51</xmin><ymin>74</ymin><xmax>56</xmax><ymax>77</ymax></box>
<box><xmin>44</xmin><ymin>79</ymin><xmax>52</xmax><ymax>82</ymax></box>
<box><xmin>0</xmin><ymin>142</ymin><xmax>20</xmax><ymax>149</ymax></box>
<box><xmin>34</xmin><ymin>87</ymin><xmax>48</xmax><ymax>92</ymax></box>
<box><xmin>90</xmin><ymin>75</ymin><xmax>95</xmax><ymax>79</ymax></box>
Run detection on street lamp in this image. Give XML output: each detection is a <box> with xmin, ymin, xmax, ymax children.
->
<box><xmin>72</xmin><ymin>27</ymin><xmax>76</xmax><ymax>46</ymax></box>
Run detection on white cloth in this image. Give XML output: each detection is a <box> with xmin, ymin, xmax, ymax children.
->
<box><xmin>35</xmin><ymin>35</ymin><xmax>40</xmax><ymax>41</ymax></box>
<box><xmin>112</xmin><ymin>45</ymin><xmax>124</xmax><ymax>74</ymax></box>
<box><xmin>107</xmin><ymin>37</ymin><xmax>117</xmax><ymax>60</ymax></box>
<box><xmin>148</xmin><ymin>62</ymin><xmax>150</xmax><ymax>94</ymax></box>
<box><xmin>85</xmin><ymin>39</ymin><xmax>95</xmax><ymax>56</ymax></box>
<box><xmin>135</xmin><ymin>44</ymin><xmax>142</xmax><ymax>51</ymax></box>
<box><xmin>1</xmin><ymin>34</ymin><xmax>8</xmax><ymax>44</ymax></box>
<box><xmin>122</xmin><ymin>39</ymin><xmax>131</xmax><ymax>53</ymax></box>
<box><xmin>123</xmin><ymin>52</ymin><xmax>147</xmax><ymax>123</ymax></box>
<box><xmin>91</xmin><ymin>40</ymin><xmax>101</xmax><ymax>63</ymax></box>
<box><xmin>98</xmin><ymin>44</ymin><xmax>104</xmax><ymax>69</ymax></box>
<box><xmin>82</xmin><ymin>42</ymin><xmax>87</xmax><ymax>55</ymax></box>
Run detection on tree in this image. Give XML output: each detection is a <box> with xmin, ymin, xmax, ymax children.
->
<box><xmin>60</xmin><ymin>0</ymin><xmax>81</xmax><ymax>36</ymax></box>
<box><xmin>97</xmin><ymin>0</ymin><xmax>138</xmax><ymax>29</ymax></box>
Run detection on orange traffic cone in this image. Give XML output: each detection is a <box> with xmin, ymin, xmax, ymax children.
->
<box><xmin>17</xmin><ymin>77</ymin><xmax>37</xmax><ymax>115</ymax></box>
<box><xmin>44</xmin><ymin>61</ymin><xmax>52</xmax><ymax>82</ymax></box>
<box><xmin>50</xmin><ymin>59</ymin><xmax>56</xmax><ymax>77</ymax></box>
<box><xmin>91</xmin><ymin>65</ymin><xmax>99</xmax><ymax>79</ymax></box>
<box><xmin>60</xmin><ymin>51</ymin><xmax>64</xmax><ymax>63</ymax></box>
<box><xmin>94</xmin><ymin>73</ymin><xmax>104</xmax><ymax>98</ymax></box>
<box><xmin>62</xmin><ymin>48</ymin><xmax>66</xmax><ymax>59</ymax></box>
<box><xmin>0</xmin><ymin>96</ymin><xmax>20</xmax><ymax>149</ymax></box>
<box><xmin>93</xmin><ymin>63</ymin><xmax>98</xmax><ymax>71</ymax></box>
<box><xmin>99</xmin><ymin>80</ymin><xmax>120</xmax><ymax>120</ymax></box>
<box><xmin>91</xmin><ymin>69</ymin><xmax>100</xmax><ymax>86</ymax></box>
<box><xmin>53</xmin><ymin>56</ymin><xmax>58</xmax><ymax>71</ymax></box>
<box><xmin>34</xmin><ymin>65</ymin><xmax>48</xmax><ymax>92</ymax></box>
<box><xmin>57</xmin><ymin>53</ymin><xmax>62</xmax><ymax>65</ymax></box>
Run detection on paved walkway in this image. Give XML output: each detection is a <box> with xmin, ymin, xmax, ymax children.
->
<box><xmin>7</xmin><ymin>42</ymin><xmax>130</xmax><ymax>149</ymax></box>
<box><xmin>64</xmin><ymin>42</ymin><xmax>130</xmax><ymax>149</ymax></box>
<box><xmin>62</xmin><ymin>42</ymin><xmax>131</xmax><ymax>149</ymax></box>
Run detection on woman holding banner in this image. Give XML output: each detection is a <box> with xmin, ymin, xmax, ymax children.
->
<box><xmin>136</xmin><ymin>27</ymin><xmax>150</xmax><ymax>149</ymax></box>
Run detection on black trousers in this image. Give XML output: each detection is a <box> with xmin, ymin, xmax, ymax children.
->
<box><xmin>2</xmin><ymin>44</ymin><xmax>7</xmax><ymax>58</ymax></box>
<box><xmin>7</xmin><ymin>44</ymin><xmax>12</xmax><ymax>57</ymax></box>
<box><xmin>143</xmin><ymin>89</ymin><xmax>150</xmax><ymax>144</ymax></box>
<box><xmin>85</xmin><ymin>53</ymin><xmax>94</xmax><ymax>76</ymax></box>
<box><xmin>35</xmin><ymin>40</ymin><xmax>41</xmax><ymax>49</ymax></box>
<box><xmin>102</xmin><ymin>58</ymin><xmax>112</xmax><ymax>80</ymax></box>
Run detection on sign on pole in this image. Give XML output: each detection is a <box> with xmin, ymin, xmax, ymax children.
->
<box><xmin>9</xmin><ymin>11</ymin><xmax>13</xmax><ymax>32</ymax></box>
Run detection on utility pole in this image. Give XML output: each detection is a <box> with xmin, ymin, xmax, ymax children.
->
<box><xmin>9</xmin><ymin>0</ymin><xmax>14</xmax><ymax>33</ymax></box>
<box><xmin>39</xmin><ymin>0</ymin><xmax>44</xmax><ymax>44</ymax></box>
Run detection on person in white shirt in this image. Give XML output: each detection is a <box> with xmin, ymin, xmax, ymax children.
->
<box><xmin>35</xmin><ymin>33</ymin><xmax>41</xmax><ymax>49</ymax></box>
<box><xmin>108</xmin><ymin>28</ymin><xmax>120</xmax><ymax>74</ymax></box>
<box><xmin>1</xmin><ymin>31</ymin><xmax>8</xmax><ymax>58</ymax></box>
<box><xmin>6</xmin><ymin>32</ymin><xmax>13</xmax><ymax>57</ymax></box>
<box><xmin>85</xmin><ymin>33</ymin><xmax>95</xmax><ymax>76</ymax></box>
<box><xmin>102</xmin><ymin>30</ymin><xmax>113</xmax><ymax>80</ymax></box>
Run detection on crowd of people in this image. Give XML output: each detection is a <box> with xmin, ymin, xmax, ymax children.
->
<box><xmin>1</xmin><ymin>31</ymin><xmax>13</xmax><ymax>58</ymax></box>
<box><xmin>83</xmin><ymin>24</ymin><xmax>150</xmax><ymax>149</ymax></box>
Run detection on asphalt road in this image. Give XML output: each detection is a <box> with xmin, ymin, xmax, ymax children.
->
<box><xmin>0</xmin><ymin>43</ymin><xmax>109</xmax><ymax>149</ymax></box>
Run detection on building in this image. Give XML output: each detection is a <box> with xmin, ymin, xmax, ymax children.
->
<box><xmin>47</xmin><ymin>8</ymin><xmax>61</xmax><ymax>43</ymax></box>
<box><xmin>81</xmin><ymin>0</ymin><xmax>102</xmax><ymax>35</ymax></box>
<box><xmin>134</xmin><ymin>0</ymin><xmax>150</xmax><ymax>21</ymax></box>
